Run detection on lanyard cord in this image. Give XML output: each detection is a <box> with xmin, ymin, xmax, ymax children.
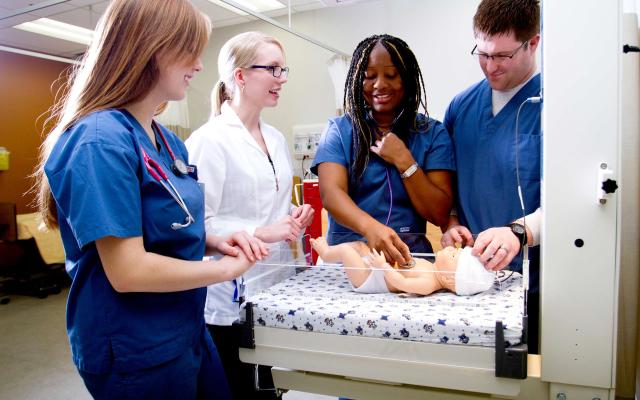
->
<box><xmin>266</xmin><ymin>153</ymin><xmax>279</xmax><ymax>192</ymax></box>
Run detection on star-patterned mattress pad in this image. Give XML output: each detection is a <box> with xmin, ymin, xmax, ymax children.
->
<box><xmin>246</xmin><ymin>267</ymin><xmax>524</xmax><ymax>346</ymax></box>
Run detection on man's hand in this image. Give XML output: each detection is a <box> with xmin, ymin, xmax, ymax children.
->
<box><xmin>472</xmin><ymin>227</ymin><xmax>520</xmax><ymax>271</ymax></box>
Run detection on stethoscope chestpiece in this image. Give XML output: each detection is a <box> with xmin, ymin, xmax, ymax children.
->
<box><xmin>399</xmin><ymin>258</ymin><xmax>416</xmax><ymax>269</ymax></box>
<box><xmin>171</xmin><ymin>158</ymin><xmax>189</xmax><ymax>176</ymax></box>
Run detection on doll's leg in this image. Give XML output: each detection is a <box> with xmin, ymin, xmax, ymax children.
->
<box><xmin>310</xmin><ymin>238</ymin><xmax>372</xmax><ymax>288</ymax></box>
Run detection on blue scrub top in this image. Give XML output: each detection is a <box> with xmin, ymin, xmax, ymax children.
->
<box><xmin>311</xmin><ymin>113</ymin><xmax>455</xmax><ymax>253</ymax></box>
<box><xmin>45</xmin><ymin>109</ymin><xmax>206</xmax><ymax>374</ymax></box>
<box><xmin>444</xmin><ymin>74</ymin><xmax>541</xmax><ymax>289</ymax></box>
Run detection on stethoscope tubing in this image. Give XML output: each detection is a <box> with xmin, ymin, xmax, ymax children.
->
<box><xmin>140</xmin><ymin>131</ymin><xmax>194</xmax><ymax>230</ymax></box>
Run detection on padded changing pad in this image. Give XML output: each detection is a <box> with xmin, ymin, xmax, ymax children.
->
<box><xmin>247</xmin><ymin>267</ymin><xmax>524</xmax><ymax>347</ymax></box>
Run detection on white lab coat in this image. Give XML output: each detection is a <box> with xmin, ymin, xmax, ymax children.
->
<box><xmin>186</xmin><ymin>101</ymin><xmax>295</xmax><ymax>326</ymax></box>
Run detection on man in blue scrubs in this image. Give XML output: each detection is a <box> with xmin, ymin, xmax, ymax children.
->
<box><xmin>442</xmin><ymin>0</ymin><xmax>542</xmax><ymax>353</ymax></box>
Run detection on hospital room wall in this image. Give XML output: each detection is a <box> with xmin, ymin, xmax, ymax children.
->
<box><xmin>0</xmin><ymin>50</ymin><xmax>69</xmax><ymax>214</ymax></box>
<box><xmin>187</xmin><ymin>0</ymin><xmax>483</xmax><ymax>178</ymax></box>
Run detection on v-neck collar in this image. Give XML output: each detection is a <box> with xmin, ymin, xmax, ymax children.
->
<box><xmin>219</xmin><ymin>101</ymin><xmax>276</xmax><ymax>159</ymax></box>
<box><xmin>481</xmin><ymin>74</ymin><xmax>540</xmax><ymax>126</ymax></box>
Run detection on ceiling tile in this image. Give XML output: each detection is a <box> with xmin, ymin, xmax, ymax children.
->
<box><xmin>27</xmin><ymin>3</ymin><xmax>77</xmax><ymax>17</ymax></box>
<box><xmin>0</xmin><ymin>13</ymin><xmax>40</xmax><ymax>29</ymax></box>
<box><xmin>0</xmin><ymin>0</ymin><xmax>43</xmax><ymax>9</ymax></box>
<box><xmin>0</xmin><ymin>27</ymin><xmax>86</xmax><ymax>56</ymax></box>
<box><xmin>67</xmin><ymin>0</ymin><xmax>104</xmax><ymax>6</ymax></box>
<box><xmin>41</xmin><ymin>6</ymin><xmax>98</xmax><ymax>29</ymax></box>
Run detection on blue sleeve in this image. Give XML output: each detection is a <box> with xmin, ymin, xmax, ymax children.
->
<box><xmin>443</xmin><ymin>98</ymin><xmax>456</xmax><ymax>136</ymax></box>
<box><xmin>48</xmin><ymin>141</ymin><xmax>142</xmax><ymax>249</ymax></box>
<box><xmin>423</xmin><ymin>121</ymin><xmax>456</xmax><ymax>171</ymax></box>
<box><xmin>310</xmin><ymin>119</ymin><xmax>350</xmax><ymax>175</ymax></box>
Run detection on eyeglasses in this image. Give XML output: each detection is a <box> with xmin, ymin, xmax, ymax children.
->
<box><xmin>249</xmin><ymin>65</ymin><xmax>289</xmax><ymax>78</ymax></box>
<box><xmin>471</xmin><ymin>41</ymin><xmax>529</xmax><ymax>63</ymax></box>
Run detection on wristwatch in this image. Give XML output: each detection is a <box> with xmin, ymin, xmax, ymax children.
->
<box><xmin>508</xmin><ymin>222</ymin><xmax>527</xmax><ymax>247</ymax></box>
<box><xmin>400</xmin><ymin>163</ymin><xmax>419</xmax><ymax>179</ymax></box>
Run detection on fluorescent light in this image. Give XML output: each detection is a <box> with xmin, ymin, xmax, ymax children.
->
<box><xmin>14</xmin><ymin>18</ymin><xmax>94</xmax><ymax>46</ymax></box>
<box><xmin>237</xmin><ymin>0</ymin><xmax>284</xmax><ymax>12</ymax></box>
<box><xmin>208</xmin><ymin>0</ymin><xmax>284</xmax><ymax>16</ymax></box>
<box><xmin>0</xmin><ymin>45</ymin><xmax>79</xmax><ymax>65</ymax></box>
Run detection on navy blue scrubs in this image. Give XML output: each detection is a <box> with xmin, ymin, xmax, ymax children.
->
<box><xmin>311</xmin><ymin>113</ymin><xmax>455</xmax><ymax>253</ymax></box>
<box><xmin>444</xmin><ymin>74</ymin><xmax>542</xmax><ymax>353</ymax></box>
<box><xmin>45</xmin><ymin>109</ymin><xmax>230</xmax><ymax>399</ymax></box>
<box><xmin>444</xmin><ymin>74</ymin><xmax>541</xmax><ymax>291</ymax></box>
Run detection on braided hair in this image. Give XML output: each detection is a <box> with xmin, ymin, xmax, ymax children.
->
<box><xmin>344</xmin><ymin>34</ymin><xmax>429</xmax><ymax>182</ymax></box>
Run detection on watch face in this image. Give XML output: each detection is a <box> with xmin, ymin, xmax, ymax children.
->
<box><xmin>511</xmin><ymin>223</ymin><xmax>525</xmax><ymax>235</ymax></box>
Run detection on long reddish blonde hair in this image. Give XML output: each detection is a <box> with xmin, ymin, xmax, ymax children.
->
<box><xmin>35</xmin><ymin>0</ymin><xmax>211</xmax><ymax>228</ymax></box>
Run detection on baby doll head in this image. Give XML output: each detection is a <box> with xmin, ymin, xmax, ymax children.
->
<box><xmin>436</xmin><ymin>246</ymin><xmax>495</xmax><ymax>295</ymax></box>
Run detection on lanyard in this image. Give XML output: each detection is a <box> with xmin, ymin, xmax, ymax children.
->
<box><xmin>233</xmin><ymin>277</ymin><xmax>245</xmax><ymax>303</ymax></box>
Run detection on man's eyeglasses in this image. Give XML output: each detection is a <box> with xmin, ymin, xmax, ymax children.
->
<box><xmin>471</xmin><ymin>41</ymin><xmax>529</xmax><ymax>63</ymax></box>
<box><xmin>249</xmin><ymin>65</ymin><xmax>289</xmax><ymax>78</ymax></box>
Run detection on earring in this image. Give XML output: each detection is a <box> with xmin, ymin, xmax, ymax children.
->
<box><xmin>241</xmin><ymin>84</ymin><xmax>245</xmax><ymax>93</ymax></box>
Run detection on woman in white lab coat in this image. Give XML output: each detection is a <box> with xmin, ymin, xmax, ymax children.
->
<box><xmin>185</xmin><ymin>31</ymin><xmax>313</xmax><ymax>400</ymax></box>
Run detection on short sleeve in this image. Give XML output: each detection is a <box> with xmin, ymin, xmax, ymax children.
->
<box><xmin>48</xmin><ymin>141</ymin><xmax>142</xmax><ymax>249</ymax></box>
<box><xmin>443</xmin><ymin>98</ymin><xmax>457</xmax><ymax>135</ymax></box>
<box><xmin>423</xmin><ymin>121</ymin><xmax>456</xmax><ymax>172</ymax></box>
<box><xmin>310</xmin><ymin>119</ymin><xmax>350</xmax><ymax>175</ymax></box>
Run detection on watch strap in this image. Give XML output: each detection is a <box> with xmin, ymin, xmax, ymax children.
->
<box><xmin>508</xmin><ymin>222</ymin><xmax>527</xmax><ymax>247</ymax></box>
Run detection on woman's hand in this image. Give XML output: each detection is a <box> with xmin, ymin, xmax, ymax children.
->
<box><xmin>369</xmin><ymin>132</ymin><xmax>410</xmax><ymax>166</ymax></box>
<box><xmin>291</xmin><ymin>204</ymin><xmax>315</xmax><ymax>228</ymax></box>
<box><xmin>218</xmin><ymin>246</ymin><xmax>255</xmax><ymax>279</ymax></box>
<box><xmin>364</xmin><ymin>222</ymin><xmax>411</xmax><ymax>266</ymax></box>
<box><xmin>207</xmin><ymin>231</ymin><xmax>268</xmax><ymax>262</ymax></box>
<box><xmin>255</xmin><ymin>215</ymin><xmax>303</xmax><ymax>243</ymax></box>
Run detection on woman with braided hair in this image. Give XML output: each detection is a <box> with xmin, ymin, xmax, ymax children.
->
<box><xmin>311</xmin><ymin>34</ymin><xmax>455</xmax><ymax>266</ymax></box>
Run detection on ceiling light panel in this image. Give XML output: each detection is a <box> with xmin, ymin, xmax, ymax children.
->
<box><xmin>13</xmin><ymin>17</ymin><xmax>94</xmax><ymax>45</ymax></box>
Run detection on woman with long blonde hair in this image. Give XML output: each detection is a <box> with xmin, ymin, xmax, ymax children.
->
<box><xmin>34</xmin><ymin>1</ymin><xmax>265</xmax><ymax>398</ymax></box>
<box><xmin>185</xmin><ymin>31</ymin><xmax>313</xmax><ymax>399</ymax></box>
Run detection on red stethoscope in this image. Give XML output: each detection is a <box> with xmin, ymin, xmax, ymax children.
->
<box><xmin>141</xmin><ymin>122</ymin><xmax>194</xmax><ymax>230</ymax></box>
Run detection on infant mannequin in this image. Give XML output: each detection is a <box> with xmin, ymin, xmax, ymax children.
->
<box><xmin>310</xmin><ymin>237</ymin><xmax>495</xmax><ymax>296</ymax></box>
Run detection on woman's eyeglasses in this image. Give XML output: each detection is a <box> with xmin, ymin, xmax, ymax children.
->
<box><xmin>249</xmin><ymin>65</ymin><xmax>290</xmax><ymax>78</ymax></box>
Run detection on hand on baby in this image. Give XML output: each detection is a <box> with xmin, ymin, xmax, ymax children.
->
<box><xmin>472</xmin><ymin>227</ymin><xmax>520</xmax><ymax>271</ymax></box>
<box><xmin>368</xmin><ymin>248</ymin><xmax>392</xmax><ymax>270</ymax></box>
<box><xmin>441</xmin><ymin>224</ymin><xmax>474</xmax><ymax>248</ymax></box>
<box><xmin>364</xmin><ymin>223</ymin><xmax>411</xmax><ymax>265</ymax></box>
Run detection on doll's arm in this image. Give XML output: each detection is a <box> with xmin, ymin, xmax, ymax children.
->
<box><xmin>383</xmin><ymin>269</ymin><xmax>443</xmax><ymax>296</ymax></box>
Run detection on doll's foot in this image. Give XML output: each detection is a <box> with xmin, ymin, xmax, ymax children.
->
<box><xmin>310</xmin><ymin>237</ymin><xmax>329</xmax><ymax>256</ymax></box>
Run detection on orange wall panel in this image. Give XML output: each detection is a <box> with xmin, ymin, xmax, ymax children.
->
<box><xmin>0</xmin><ymin>51</ymin><xmax>70</xmax><ymax>214</ymax></box>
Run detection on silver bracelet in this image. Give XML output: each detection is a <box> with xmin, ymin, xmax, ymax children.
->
<box><xmin>400</xmin><ymin>163</ymin><xmax>419</xmax><ymax>179</ymax></box>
